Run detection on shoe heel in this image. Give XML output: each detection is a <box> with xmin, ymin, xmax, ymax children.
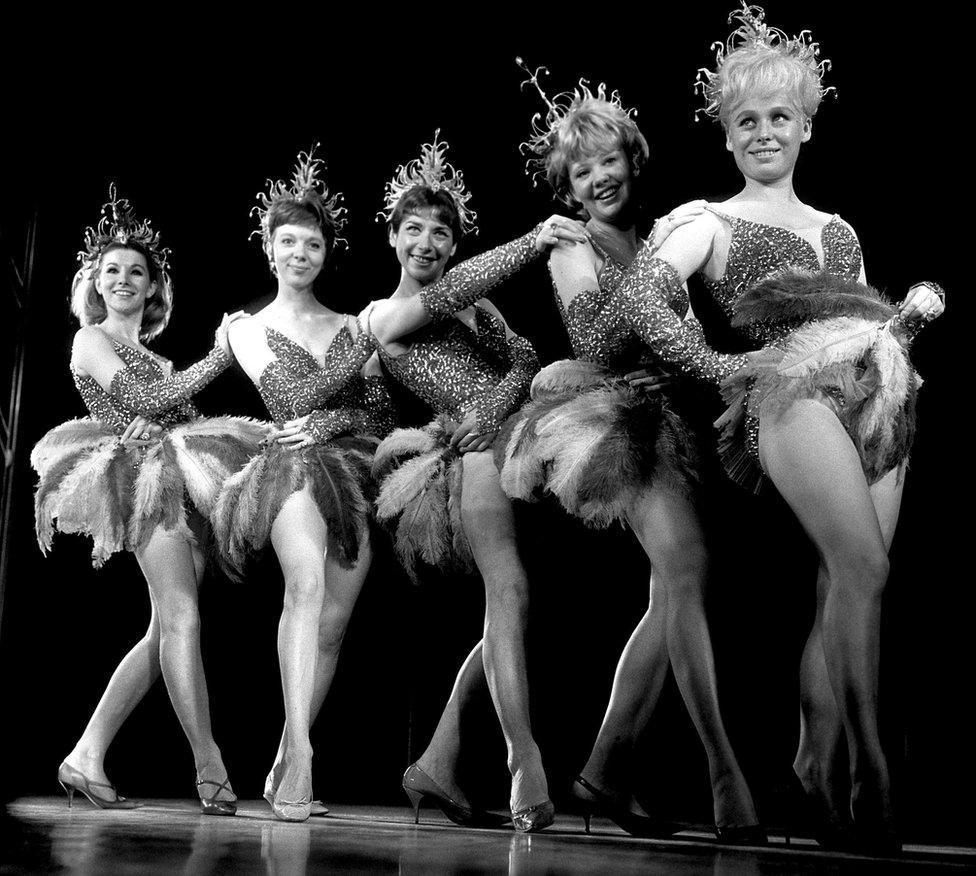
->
<box><xmin>404</xmin><ymin>787</ymin><xmax>424</xmax><ymax>824</ymax></box>
<box><xmin>60</xmin><ymin>781</ymin><xmax>74</xmax><ymax>809</ymax></box>
<box><xmin>583</xmin><ymin>811</ymin><xmax>591</xmax><ymax>834</ymax></box>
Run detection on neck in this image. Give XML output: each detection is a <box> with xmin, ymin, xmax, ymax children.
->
<box><xmin>737</xmin><ymin>173</ymin><xmax>799</xmax><ymax>205</ymax></box>
<box><xmin>392</xmin><ymin>266</ymin><xmax>446</xmax><ymax>300</ymax></box>
<box><xmin>100</xmin><ymin>310</ymin><xmax>144</xmax><ymax>346</ymax></box>
<box><xmin>586</xmin><ymin>216</ymin><xmax>638</xmax><ymax>246</ymax></box>
<box><xmin>270</xmin><ymin>281</ymin><xmax>327</xmax><ymax>317</ymax></box>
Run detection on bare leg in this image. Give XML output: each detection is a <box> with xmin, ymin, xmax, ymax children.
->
<box><xmin>136</xmin><ymin>527</ymin><xmax>233</xmax><ymax>799</ymax></box>
<box><xmin>268</xmin><ymin>534</ymin><xmax>373</xmax><ymax>794</ymax></box>
<box><xmin>578</xmin><ymin>575</ymin><xmax>669</xmax><ymax>816</ymax></box>
<box><xmin>759</xmin><ymin>401</ymin><xmax>896</xmax><ymax>835</ymax></box>
<box><xmin>630</xmin><ymin>487</ymin><xmax>757</xmax><ymax>828</ymax></box>
<box><xmin>63</xmin><ymin>600</ymin><xmax>162</xmax><ymax>796</ymax></box>
<box><xmin>461</xmin><ymin>450</ymin><xmax>547</xmax><ymax>813</ymax></box>
<box><xmin>269</xmin><ymin>487</ymin><xmax>329</xmax><ymax>807</ymax></box>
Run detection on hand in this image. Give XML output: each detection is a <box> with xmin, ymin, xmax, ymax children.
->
<box><xmin>271</xmin><ymin>415</ymin><xmax>316</xmax><ymax>449</ymax></box>
<box><xmin>215</xmin><ymin>310</ymin><xmax>250</xmax><ymax>356</ymax></box>
<box><xmin>535</xmin><ymin>215</ymin><xmax>589</xmax><ymax>254</ymax></box>
<box><xmin>623</xmin><ymin>367</ymin><xmax>673</xmax><ymax>395</ymax></box>
<box><xmin>650</xmin><ymin>199</ymin><xmax>708</xmax><ymax>250</ymax></box>
<box><xmin>899</xmin><ymin>283</ymin><xmax>945</xmax><ymax>323</ymax></box>
<box><xmin>120</xmin><ymin>415</ymin><xmax>162</xmax><ymax>446</ymax></box>
<box><xmin>450</xmin><ymin>410</ymin><xmax>497</xmax><ymax>454</ymax></box>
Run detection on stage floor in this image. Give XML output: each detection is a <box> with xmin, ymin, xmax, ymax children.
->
<box><xmin>3</xmin><ymin>798</ymin><xmax>973</xmax><ymax>874</ymax></box>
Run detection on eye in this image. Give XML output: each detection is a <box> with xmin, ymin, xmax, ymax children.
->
<box><xmin>105</xmin><ymin>265</ymin><xmax>118</xmax><ymax>274</ymax></box>
<box><xmin>308</xmin><ymin>240</ymin><xmax>322</xmax><ymax>250</ymax></box>
<box><xmin>280</xmin><ymin>235</ymin><xmax>294</xmax><ymax>245</ymax></box>
<box><xmin>603</xmin><ymin>154</ymin><xmax>619</xmax><ymax>166</ymax></box>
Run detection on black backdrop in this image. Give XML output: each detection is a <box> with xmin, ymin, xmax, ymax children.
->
<box><xmin>1</xmin><ymin>5</ymin><xmax>969</xmax><ymax>844</ymax></box>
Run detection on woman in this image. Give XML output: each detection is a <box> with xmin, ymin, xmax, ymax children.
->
<box><xmin>601</xmin><ymin>5</ymin><xmax>944</xmax><ymax>852</ymax></box>
<box><xmin>489</xmin><ymin>65</ymin><xmax>763</xmax><ymax>841</ymax></box>
<box><xmin>32</xmin><ymin>186</ymin><xmax>263</xmax><ymax>815</ymax></box>
<box><xmin>366</xmin><ymin>132</ymin><xmax>571</xmax><ymax>832</ymax></box>
<box><xmin>213</xmin><ymin>147</ymin><xmax>396</xmax><ymax>822</ymax></box>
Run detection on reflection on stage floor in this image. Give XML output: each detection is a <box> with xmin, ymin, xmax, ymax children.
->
<box><xmin>3</xmin><ymin>798</ymin><xmax>973</xmax><ymax>874</ymax></box>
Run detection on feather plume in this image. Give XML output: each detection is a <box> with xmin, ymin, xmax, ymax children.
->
<box><xmin>530</xmin><ymin>359</ymin><xmax>612</xmax><ymax>398</ymax></box>
<box><xmin>372</xmin><ymin>427</ymin><xmax>439</xmax><ymax>478</ymax></box>
<box><xmin>776</xmin><ymin>317</ymin><xmax>882</xmax><ymax>377</ymax></box>
<box><xmin>130</xmin><ymin>438</ymin><xmax>190</xmax><ymax>549</ymax></box>
<box><xmin>305</xmin><ymin>446</ymin><xmax>371</xmax><ymax>568</ymax></box>
<box><xmin>447</xmin><ymin>456</ymin><xmax>473</xmax><ymax>572</ymax></box>
<box><xmin>375</xmin><ymin>452</ymin><xmax>445</xmax><ymax>520</ymax></box>
<box><xmin>212</xmin><ymin>455</ymin><xmax>265</xmax><ymax>579</ymax></box>
<box><xmin>30</xmin><ymin>419</ymin><xmax>116</xmax><ymax>475</ymax></box>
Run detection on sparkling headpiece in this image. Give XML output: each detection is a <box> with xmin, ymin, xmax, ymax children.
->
<box><xmin>251</xmin><ymin>144</ymin><xmax>347</xmax><ymax>265</ymax></box>
<box><xmin>378</xmin><ymin>129</ymin><xmax>478</xmax><ymax>236</ymax></box>
<box><xmin>695</xmin><ymin>3</ymin><xmax>832</xmax><ymax>121</ymax></box>
<box><xmin>517</xmin><ymin>57</ymin><xmax>636</xmax><ymax>187</ymax></box>
<box><xmin>79</xmin><ymin>183</ymin><xmax>171</xmax><ymax>276</ymax></box>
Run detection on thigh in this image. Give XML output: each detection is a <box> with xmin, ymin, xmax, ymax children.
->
<box><xmin>460</xmin><ymin>450</ymin><xmax>516</xmax><ymax>542</ymax></box>
<box><xmin>626</xmin><ymin>486</ymin><xmax>706</xmax><ymax>572</ymax></box>
<box><xmin>758</xmin><ymin>400</ymin><xmax>885</xmax><ymax>558</ymax></box>
<box><xmin>322</xmin><ymin>529</ymin><xmax>373</xmax><ymax>614</ymax></box>
<box><xmin>270</xmin><ymin>485</ymin><xmax>329</xmax><ymax>576</ymax></box>
<box><xmin>135</xmin><ymin>526</ymin><xmax>201</xmax><ymax>607</ymax></box>
<box><xmin>869</xmin><ymin>466</ymin><xmax>905</xmax><ymax>552</ymax></box>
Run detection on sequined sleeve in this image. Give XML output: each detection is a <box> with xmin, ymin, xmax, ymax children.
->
<box><xmin>108</xmin><ymin>345</ymin><xmax>231</xmax><ymax>417</ymax></box>
<box><xmin>304</xmin><ymin>408</ymin><xmax>370</xmax><ymax>444</ymax></box>
<box><xmin>473</xmin><ymin>333</ymin><xmax>540</xmax><ymax>434</ymax></box>
<box><xmin>420</xmin><ymin>226</ymin><xmax>544</xmax><ymax>320</ymax></box>
<box><xmin>619</xmin><ymin>249</ymin><xmax>748</xmax><ymax>384</ymax></box>
<box><xmin>261</xmin><ymin>328</ymin><xmax>376</xmax><ymax>416</ymax></box>
<box><xmin>363</xmin><ymin>374</ymin><xmax>397</xmax><ymax>438</ymax></box>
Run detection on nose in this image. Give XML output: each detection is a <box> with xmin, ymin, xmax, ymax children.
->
<box><xmin>416</xmin><ymin>230</ymin><xmax>433</xmax><ymax>251</ymax></box>
<box><xmin>593</xmin><ymin>166</ymin><xmax>610</xmax><ymax>186</ymax></box>
<box><xmin>293</xmin><ymin>242</ymin><xmax>308</xmax><ymax>261</ymax></box>
<box><xmin>756</xmin><ymin>119</ymin><xmax>773</xmax><ymax>141</ymax></box>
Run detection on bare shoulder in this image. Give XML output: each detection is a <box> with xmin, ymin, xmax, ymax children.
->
<box><xmin>549</xmin><ymin>238</ymin><xmax>597</xmax><ymax>270</ymax></box>
<box><xmin>228</xmin><ymin>314</ymin><xmax>265</xmax><ymax>348</ymax></box>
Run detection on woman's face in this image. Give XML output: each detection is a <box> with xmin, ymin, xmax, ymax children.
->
<box><xmin>272</xmin><ymin>223</ymin><xmax>326</xmax><ymax>288</ymax></box>
<box><xmin>95</xmin><ymin>248</ymin><xmax>155</xmax><ymax>316</ymax></box>
<box><xmin>725</xmin><ymin>90</ymin><xmax>811</xmax><ymax>183</ymax></box>
<box><xmin>389</xmin><ymin>209</ymin><xmax>456</xmax><ymax>285</ymax></box>
<box><xmin>567</xmin><ymin>143</ymin><xmax>634</xmax><ymax>223</ymax></box>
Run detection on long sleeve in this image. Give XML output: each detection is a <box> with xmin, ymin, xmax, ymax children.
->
<box><xmin>420</xmin><ymin>226</ymin><xmax>544</xmax><ymax>320</ymax></box>
<box><xmin>619</xmin><ymin>248</ymin><xmax>747</xmax><ymax>385</ymax></box>
<box><xmin>304</xmin><ymin>408</ymin><xmax>370</xmax><ymax>444</ymax></box>
<box><xmin>261</xmin><ymin>328</ymin><xmax>376</xmax><ymax>417</ymax></box>
<box><xmin>472</xmin><ymin>334</ymin><xmax>540</xmax><ymax>434</ymax></box>
<box><xmin>108</xmin><ymin>345</ymin><xmax>230</xmax><ymax>417</ymax></box>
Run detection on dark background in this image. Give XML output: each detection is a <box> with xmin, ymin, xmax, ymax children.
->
<box><xmin>1</xmin><ymin>5</ymin><xmax>969</xmax><ymax>844</ymax></box>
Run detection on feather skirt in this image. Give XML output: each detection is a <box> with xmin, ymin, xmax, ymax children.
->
<box><xmin>716</xmin><ymin>270</ymin><xmax>920</xmax><ymax>492</ymax></box>
<box><xmin>493</xmin><ymin>359</ymin><xmax>701</xmax><ymax>527</ymax></box>
<box><xmin>31</xmin><ymin>416</ymin><xmax>269</xmax><ymax>567</ymax></box>
<box><xmin>371</xmin><ymin>416</ymin><xmax>474</xmax><ymax>584</ymax></box>
<box><xmin>212</xmin><ymin>434</ymin><xmax>379</xmax><ymax>580</ymax></box>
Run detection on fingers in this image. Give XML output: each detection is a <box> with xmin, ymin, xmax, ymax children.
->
<box><xmin>270</xmin><ymin>418</ymin><xmax>309</xmax><ymax>443</ymax></box>
<box><xmin>458</xmin><ymin>432</ymin><xmax>495</xmax><ymax>454</ymax></box>
<box><xmin>277</xmin><ymin>431</ymin><xmax>314</xmax><ymax>446</ymax></box>
<box><xmin>535</xmin><ymin>216</ymin><xmax>589</xmax><ymax>252</ymax></box>
<box><xmin>900</xmin><ymin>285</ymin><xmax>945</xmax><ymax>322</ymax></box>
<box><xmin>120</xmin><ymin>416</ymin><xmax>147</xmax><ymax>444</ymax></box>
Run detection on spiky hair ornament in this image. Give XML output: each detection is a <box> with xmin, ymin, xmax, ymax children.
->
<box><xmin>695</xmin><ymin>3</ymin><xmax>833</xmax><ymax>121</ymax></box>
<box><xmin>79</xmin><ymin>184</ymin><xmax>171</xmax><ymax>277</ymax></box>
<box><xmin>378</xmin><ymin>129</ymin><xmax>478</xmax><ymax>236</ymax></box>
<box><xmin>517</xmin><ymin>57</ymin><xmax>636</xmax><ymax>186</ymax></box>
<box><xmin>251</xmin><ymin>144</ymin><xmax>347</xmax><ymax>265</ymax></box>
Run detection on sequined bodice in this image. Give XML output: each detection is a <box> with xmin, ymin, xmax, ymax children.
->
<box><xmin>378</xmin><ymin>306</ymin><xmax>513</xmax><ymax>421</ymax></box>
<box><xmin>555</xmin><ymin>244</ymin><xmax>690</xmax><ymax>371</ymax></box>
<box><xmin>702</xmin><ymin>212</ymin><xmax>862</xmax><ymax>344</ymax></box>
<box><xmin>258</xmin><ymin>326</ymin><xmax>393</xmax><ymax>436</ymax></box>
<box><xmin>73</xmin><ymin>343</ymin><xmax>198</xmax><ymax>433</ymax></box>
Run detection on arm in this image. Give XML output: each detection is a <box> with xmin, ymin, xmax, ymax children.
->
<box><xmin>618</xmin><ymin>215</ymin><xmax>748</xmax><ymax>384</ymax></box>
<box><xmin>72</xmin><ymin>325</ymin><xmax>230</xmax><ymax>418</ymax></box>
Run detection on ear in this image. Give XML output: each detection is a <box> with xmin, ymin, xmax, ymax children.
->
<box><xmin>388</xmin><ymin>227</ymin><xmax>397</xmax><ymax>248</ymax></box>
<box><xmin>725</xmin><ymin>126</ymin><xmax>734</xmax><ymax>153</ymax></box>
<box><xmin>146</xmin><ymin>280</ymin><xmax>157</xmax><ymax>301</ymax></box>
<box><xmin>449</xmin><ymin>242</ymin><xmax>457</xmax><ymax>259</ymax></box>
<box><xmin>801</xmin><ymin>116</ymin><xmax>812</xmax><ymax>143</ymax></box>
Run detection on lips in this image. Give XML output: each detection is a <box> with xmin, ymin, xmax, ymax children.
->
<box><xmin>594</xmin><ymin>184</ymin><xmax>620</xmax><ymax>201</ymax></box>
<box><xmin>750</xmin><ymin>148</ymin><xmax>780</xmax><ymax>158</ymax></box>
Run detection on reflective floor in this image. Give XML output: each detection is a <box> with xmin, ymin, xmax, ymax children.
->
<box><xmin>3</xmin><ymin>799</ymin><xmax>973</xmax><ymax>874</ymax></box>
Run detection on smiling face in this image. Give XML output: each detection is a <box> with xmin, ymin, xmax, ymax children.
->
<box><xmin>271</xmin><ymin>222</ymin><xmax>326</xmax><ymax>288</ymax></box>
<box><xmin>389</xmin><ymin>208</ymin><xmax>457</xmax><ymax>285</ymax></box>
<box><xmin>567</xmin><ymin>143</ymin><xmax>635</xmax><ymax>224</ymax></box>
<box><xmin>95</xmin><ymin>247</ymin><xmax>156</xmax><ymax>317</ymax></box>
<box><xmin>725</xmin><ymin>90</ymin><xmax>811</xmax><ymax>183</ymax></box>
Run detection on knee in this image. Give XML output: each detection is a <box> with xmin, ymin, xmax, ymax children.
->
<box><xmin>655</xmin><ymin>540</ymin><xmax>709</xmax><ymax>601</ymax></box>
<box><xmin>317</xmin><ymin>599</ymin><xmax>353</xmax><ymax>654</ymax></box>
<box><xmin>484</xmin><ymin>577</ymin><xmax>529</xmax><ymax>629</ymax></box>
<box><xmin>832</xmin><ymin>545</ymin><xmax>890</xmax><ymax>599</ymax></box>
<box><xmin>156</xmin><ymin>598</ymin><xmax>201</xmax><ymax>640</ymax></box>
<box><xmin>282</xmin><ymin>565</ymin><xmax>325</xmax><ymax>608</ymax></box>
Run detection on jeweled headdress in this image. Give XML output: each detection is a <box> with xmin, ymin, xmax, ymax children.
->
<box><xmin>517</xmin><ymin>57</ymin><xmax>637</xmax><ymax>187</ymax></box>
<box><xmin>695</xmin><ymin>3</ymin><xmax>832</xmax><ymax>121</ymax></box>
<box><xmin>252</xmin><ymin>144</ymin><xmax>347</xmax><ymax>266</ymax></box>
<box><xmin>79</xmin><ymin>183</ymin><xmax>171</xmax><ymax>277</ymax></box>
<box><xmin>378</xmin><ymin>130</ymin><xmax>478</xmax><ymax>236</ymax></box>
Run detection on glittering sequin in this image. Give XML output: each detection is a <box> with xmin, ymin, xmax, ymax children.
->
<box><xmin>73</xmin><ymin>343</ymin><xmax>212</xmax><ymax>432</ymax></box>
<box><xmin>420</xmin><ymin>227</ymin><xmax>543</xmax><ymax>320</ymax></box>
<box><xmin>378</xmin><ymin>305</ymin><xmax>539</xmax><ymax>433</ymax></box>
<box><xmin>257</xmin><ymin>325</ymin><xmax>394</xmax><ymax>440</ymax></box>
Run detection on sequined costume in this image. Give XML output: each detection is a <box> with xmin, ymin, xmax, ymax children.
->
<box><xmin>32</xmin><ymin>340</ymin><xmax>266</xmax><ymax>567</ymax></box>
<box><xmin>494</xmin><ymin>239</ymin><xmax>703</xmax><ymax>526</ymax></box>
<box><xmin>213</xmin><ymin>319</ymin><xmax>396</xmax><ymax>577</ymax></box>
<box><xmin>700</xmin><ymin>211</ymin><xmax>921</xmax><ymax>491</ymax></box>
<box><xmin>372</xmin><ymin>300</ymin><xmax>539</xmax><ymax>581</ymax></box>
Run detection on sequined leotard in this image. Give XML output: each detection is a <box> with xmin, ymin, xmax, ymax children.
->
<box><xmin>213</xmin><ymin>318</ymin><xmax>396</xmax><ymax>576</ymax></box>
<box><xmin>33</xmin><ymin>337</ymin><xmax>264</xmax><ymax>566</ymax></box>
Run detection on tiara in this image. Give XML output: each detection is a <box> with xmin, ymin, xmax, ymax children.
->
<box><xmin>378</xmin><ymin>130</ymin><xmax>478</xmax><ymax>236</ymax></box>
<box><xmin>251</xmin><ymin>144</ymin><xmax>347</xmax><ymax>262</ymax></box>
<box><xmin>695</xmin><ymin>3</ymin><xmax>832</xmax><ymax>120</ymax></box>
<box><xmin>79</xmin><ymin>184</ymin><xmax>171</xmax><ymax>275</ymax></box>
<box><xmin>517</xmin><ymin>57</ymin><xmax>636</xmax><ymax>187</ymax></box>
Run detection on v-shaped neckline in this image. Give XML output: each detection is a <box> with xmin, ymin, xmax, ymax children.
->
<box><xmin>264</xmin><ymin>323</ymin><xmax>351</xmax><ymax>369</ymax></box>
<box><xmin>710</xmin><ymin>208</ymin><xmax>840</xmax><ymax>272</ymax></box>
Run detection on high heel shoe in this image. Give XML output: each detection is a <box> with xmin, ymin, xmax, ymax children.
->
<box><xmin>713</xmin><ymin>823</ymin><xmax>768</xmax><ymax>845</ymax></box>
<box><xmin>776</xmin><ymin>772</ymin><xmax>854</xmax><ymax>850</ymax></box>
<box><xmin>849</xmin><ymin>784</ymin><xmax>901</xmax><ymax>856</ymax></box>
<box><xmin>57</xmin><ymin>761</ymin><xmax>140</xmax><ymax>810</ymax></box>
<box><xmin>511</xmin><ymin>799</ymin><xmax>555</xmax><ymax>833</ymax></box>
<box><xmin>572</xmin><ymin>776</ymin><xmax>681</xmax><ymax>838</ymax></box>
<box><xmin>264</xmin><ymin>768</ymin><xmax>329</xmax><ymax>817</ymax></box>
<box><xmin>196</xmin><ymin>775</ymin><xmax>237</xmax><ymax>817</ymax></box>
<box><xmin>402</xmin><ymin>763</ymin><xmax>509</xmax><ymax>828</ymax></box>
